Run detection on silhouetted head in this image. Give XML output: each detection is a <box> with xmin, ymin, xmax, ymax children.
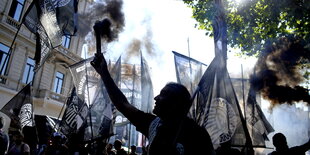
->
<box><xmin>0</xmin><ymin>116</ymin><xmax>3</xmax><ymax>129</ymax></box>
<box><xmin>106</xmin><ymin>143</ymin><xmax>113</xmax><ymax>151</ymax></box>
<box><xmin>52</xmin><ymin>132</ymin><xmax>64</xmax><ymax>146</ymax></box>
<box><xmin>131</xmin><ymin>145</ymin><xmax>136</xmax><ymax>153</ymax></box>
<box><xmin>13</xmin><ymin>131</ymin><xmax>24</xmax><ymax>145</ymax></box>
<box><xmin>114</xmin><ymin>139</ymin><xmax>122</xmax><ymax>150</ymax></box>
<box><xmin>153</xmin><ymin>82</ymin><xmax>191</xmax><ymax>120</ymax></box>
<box><xmin>272</xmin><ymin>133</ymin><xmax>289</xmax><ymax>151</ymax></box>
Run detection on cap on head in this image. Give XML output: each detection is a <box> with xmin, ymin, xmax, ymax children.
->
<box><xmin>53</xmin><ymin>132</ymin><xmax>62</xmax><ymax>137</ymax></box>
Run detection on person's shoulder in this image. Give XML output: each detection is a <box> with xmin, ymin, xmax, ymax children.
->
<box><xmin>268</xmin><ymin>151</ymin><xmax>277</xmax><ymax>155</ymax></box>
<box><xmin>120</xmin><ymin>151</ymin><xmax>127</xmax><ymax>155</ymax></box>
<box><xmin>22</xmin><ymin>142</ymin><xmax>31</xmax><ymax>152</ymax></box>
<box><xmin>289</xmin><ymin>146</ymin><xmax>307</xmax><ymax>154</ymax></box>
<box><xmin>183</xmin><ymin>117</ymin><xmax>207</xmax><ymax>132</ymax></box>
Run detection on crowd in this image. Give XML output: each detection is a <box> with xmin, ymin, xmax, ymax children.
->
<box><xmin>1</xmin><ymin>53</ymin><xmax>310</xmax><ymax>155</ymax></box>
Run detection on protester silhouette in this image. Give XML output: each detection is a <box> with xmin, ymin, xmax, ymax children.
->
<box><xmin>269</xmin><ymin>132</ymin><xmax>310</xmax><ymax>155</ymax></box>
<box><xmin>141</xmin><ymin>146</ymin><xmax>147</xmax><ymax>155</ymax></box>
<box><xmin>91</xmin><ymin>53</ymin><xmax>215</xmax><ymax>155</ymax></box>
<box><xmin>113</xmin><ymin>139</ymin><xmax>127</xmax><ymax>155</ymax></box>
<box><xmin>7</xmin><ymin>131</ymin><xmax>30</xmax><ymax>155</ymax></box>
<box><xmin>43</xmin><ymin>132</ymin><xmax>68</xmax><ymax>155</ymax></box>
<box><xmin>0</xmin><ymin>116</ymin><xmax>9</xmax><ymax>155</ymax></box>
<box><xmin>216</xmin><ymin>139</ymin><xmax>242</xmax><ymax>155</ymax></box>
<box><xmin>129</xmin><ymin>145</ymin><xmax>137</xmax><ymax>155</ymax></box>
<box><xmin>105</xmin><ymin>143</ymin><xmax>116</xmax><ymax>155</ymax></box>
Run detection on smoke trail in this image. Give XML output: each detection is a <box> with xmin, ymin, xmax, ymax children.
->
<box><xmin>126</xmin><ymin>39</ymin><xmax>141</xmax><ymax>55</ymax></box>
<box><xmin>123</xmin><ymin>27</ymin><xmax>156</xmax><ymax>63</ymax></box>
<box><xmin>143</xmin><ymin>27</ymin><xmax>155</xmax><ymax>56</ymax></box>
<box><xmin>250</xmin><ymin>37</ymin><xmax>310</xmax><ymax>106</ymax></box>
<box><xmin>78</xmin><ymin>0</ymin><xmax>125</xmax><ymax>40</ymax></box>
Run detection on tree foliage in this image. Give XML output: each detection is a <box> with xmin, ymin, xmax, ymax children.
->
<box><xmin>183</xmin><ymin>0</ymin><xmax>310</xmax><ymax>57</ymax></box>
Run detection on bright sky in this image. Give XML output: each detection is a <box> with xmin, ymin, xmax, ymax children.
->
<box><xmin>89</xmin><ymin>0</ymin><xmax>257</xmax><ymax>95</ymax></box>
<box><xmin>117</xmin><ymin>0</ymin><xmax>255</xmax><ymax>94</ymax></box>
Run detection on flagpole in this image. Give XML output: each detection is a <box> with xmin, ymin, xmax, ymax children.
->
<box><xmin>84</xmin><ymin>56</ymin><xmax>94</xmax><ymax>145</ymax></box>
<box><xmin>241</xmin><ymin>64</ymin><xmax>246</xmax><ymax>119</ymax></box>
<box><xmin>128</xmin><ymin>64</ymin><xmax>136</xmax><ymax>153</ymax></box>
<box><xmin>56</xmin><ymin>93</ymin><xmax>68</xmax><ymax>132</ymax></box>
<box><xmin>187</xmin><ymin>37</ymin><xmax>194</xmax><ymax>94</ymax></box>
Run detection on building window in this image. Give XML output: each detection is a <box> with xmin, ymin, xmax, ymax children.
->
<box><xmin>22</xmin><ymin>57</ymin><xmax>35</xmax><ymax>84</ymax></box>
<box><xmin>9</xmin><ymin>0</ymin><xmax>25</xmax><ymax>21</ymax></box>
<box><xmin>0</xmin><ymin>43</ymin><xmax>10</xmax><ymax>75</ymax></box>
<box><xmin>53</xmin><ymin>71</ymin><xmax>64</xmax><ymax>94</ymax></box>
<box><xmin>62</xmin><ymin>35</ymin><xmax>71</xmax><ymax>49</ymax></box>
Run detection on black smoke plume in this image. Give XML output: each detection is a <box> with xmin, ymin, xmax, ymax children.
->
<box><xmin>78</xmin><ymin>0</ymin><xmax>125</xmax><ymax>41</ymax></box>
<box><xmin>250</xmin><ymin>36</ymin><xmax>310</xmax><ymax>106</ymax></box>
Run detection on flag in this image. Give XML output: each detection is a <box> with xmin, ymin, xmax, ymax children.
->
<box><xmin>87</xmin><ymin>56</ymin><xmax>121</xmax><ymax>140</ymax></box>
<box><xmin>23</xmin><ymin>0</ymin><xmax>78</xmax><ymax>66</ymax></box>
<box><xmin>84</xmin><ymin>79</ymin><xmax>114</xmax><ymax>140</ymax></box>
<box><xmin>173</xmin><ymin>51</ymin><xmax>207</xmax><ymax>95</ymax></box>
<box><xmin>59</xmin><ymin>87</ymin><xmax>88</xmax><ymax>138</ymax></box>
<box><xmin>69</xmin><ymin>56</ymin><xmax>121</xmax><ymax>140</ymax></box>
<box><xmin>54</xmin><ymin>0</ymin><xmax>78</xmax><ymax>36</ymax></box>
<box><xmin>69</xmin><ymin>57</ymin><xmax>96</xmax><ymax>104</ymax></box>
<box><xmin>1</xmin><ymin>84</ymin><xmax>34</xmax><ymax>129</ymax></box>
<box><xmin>246</xmin><ymin>86</ymin><xmax>274</xmax><ymax>146</ymax></box>
<box><xmin>141</xmin><ymin>53</ymin><xmax>154</xmax><ymax>113</ymax></box>
<box><xmin>35</xmin><ymin>115</ymin><xmax>57</xmax><ymax>145</ymax></box>
<box><xmin>192</xmin><ymin>55</ymin><xmax>252</xmax><ymax>148</ymax></box>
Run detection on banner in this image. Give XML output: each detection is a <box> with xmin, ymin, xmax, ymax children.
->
<box><xmin>192</xmin><ymin>55</ymin><xmax>252</xmax><ymax>148</ymax></box>
<box><xmin>246</xmin><ymin>87</ymin><xmax>274</xmax><ymax>146</ymax></box>
<box><xmin>140</xmin><ymin>54</ymin><xmax>154</xmax><ymax>113</ymax></box>
<box><xmin>69</xmin><ymin>56</ymin><xmax>121</xmax><ymax>140</ymax></box>
<box><xmin>59</xmin><ymin>87</ymin><xmax>88</xmax><ymax>137</ymax></box>
<box><xmin>173</xmin><ymin>51</ymin><xmax>207</xmax><ymax>95</ymax></box>
<box><xmin>23</xmin><ymin>0</ymin><xmax>78</xmax><ymax>66</ymax></box>
<box><xmin>1</xmin><ymin>84</ymin><xmax>34</xmax><ymax>129</ymax></box>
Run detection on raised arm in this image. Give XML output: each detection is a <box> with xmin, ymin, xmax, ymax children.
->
<box><xmin>91</xmin><ymin>53</ymin><xmax>140</xmax><ymax>120</ymax></box>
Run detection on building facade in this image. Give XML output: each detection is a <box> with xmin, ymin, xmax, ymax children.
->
<box><xmin>0</xmin><ymin>0</ymin><xmax>91</xmax><ymax>128</ymax></box>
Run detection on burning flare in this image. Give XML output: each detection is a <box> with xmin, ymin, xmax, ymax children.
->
<box><xmin>250</xmin><ymin>36</ymin><xmax>310</xmax><ymax>106</ymax></box>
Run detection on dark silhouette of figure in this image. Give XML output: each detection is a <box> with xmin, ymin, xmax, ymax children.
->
<box><xmin>7</xmin><ymin>132</ymin><xmax>30</xmax><ymax>155</ymax></box>
<box><xmin>216</xmin><ymin>139</ymin><xmax>242</xmax><ymax>155</ymax></box>
<box><xmin>91</xmin><ymin>53</ymin><xmax>215</xmax><ymax>155</ymax></box>
<box><xmin>113</xmin><ymin>140</ymin><xmax>127</xmax><ymax>155</ymax></box>
<box><xmin>269</xmin><ymin>133</ymin><xmax>310</xmax><ymax>155</ymax></box>
<box><xmin>0</xmin><ymin>116</ymin><xmax>9</xmax><ymax>155</ymax></box>
<box><xmin>129</xmin><ymin>145</ymin><xmax>137</xmax><ymax>155</ymax></box>
<box><xmin>105</xmin><ymin>143</ymin><xmax>115</xmax><ymax>155</ymax></box>
<box><xmin>141</xmin><ymin>146</ymin><xmax>147</xmax><ymax>155</ymax></box>
<box><xmin>43</xmin><ymin>132</ymin><xmax>68</xmax><ymax>155</ymax></box>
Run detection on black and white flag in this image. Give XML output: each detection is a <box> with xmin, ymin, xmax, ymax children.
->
<box><xmin>1</xmin><ymin>84</ymin><xmax>34</xmax><ymax>129</ymax></box>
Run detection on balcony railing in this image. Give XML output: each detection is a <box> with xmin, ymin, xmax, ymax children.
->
<box><xmin>0</xmin><ymin>75</ymin><xmax>8</xmax><ymax>85</ymax></box>
<box><xmin>55</xmin><ymin>46</ymin><xmax>82</xmax><ymax>63</ymax></box>
<box><xmin>0</xmin><ymin>13</ymin><xmax>21</xmax><ymax>30</ymax></box>
<box><xmin>37</xmin><ymin>89</ymin><xmax>67</xmax><ymax>103</ymax></box>
<box><xmin>0</xmin><ymin>74</ymin><xmax>68</xmax><ymax>104</ymax></box>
